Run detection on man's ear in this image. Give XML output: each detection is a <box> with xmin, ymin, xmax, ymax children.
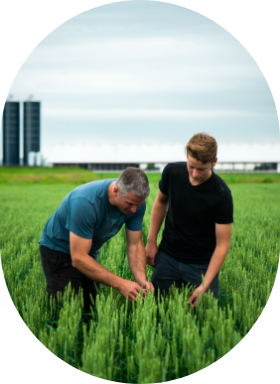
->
<box><xmin>212</xmin><ymin>157</ymin><xmax>218</xmax><ymax>167</ymax></box>
<box><xmin>112</xmin><ymin>186</ymin><xmax>119</xmax><ymax>196</ymax></box>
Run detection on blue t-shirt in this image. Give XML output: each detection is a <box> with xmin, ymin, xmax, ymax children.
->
<box><xmin>39</xmin><ymin>179</ymin><xmax>146</xmax><ymax>260</ymax></box>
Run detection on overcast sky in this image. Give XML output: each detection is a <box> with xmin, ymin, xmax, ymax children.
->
<box><xmin>3</xmin><ymin>0</ymin><xmax>279</xmax><ymax>158</ymax></box>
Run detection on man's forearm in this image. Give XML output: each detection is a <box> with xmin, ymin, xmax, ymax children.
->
<box><xmin>147</xmin><ymin>196</ymin><xmax>168</xmax><ymax>243</ymax></box>
<box><xmin>202</xmin><ymin>246</ymin><xmax>229</xmax><ymax>291</ymax></box>
<box><xmin>127</xmin><ymin>243</ymin><xmax>147</xmax><ymax>285</ymax></box>
<box><xmin>72</xmin><ymin>254</ymin><xmax>125</xmax><ymax>291</ymax></box>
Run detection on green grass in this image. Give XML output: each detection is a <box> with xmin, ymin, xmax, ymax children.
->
<box><xmin>0</xmin><ymin>167</ymin><xmax>162</xmax><ymax>184</ymax></box>
<box><xmin>216</xmin><ymin>172</ymin><xmax>280</xmax><ymax>184</ymax></box>
<box><xmin>0</xmin><ymin>166</ymin><xmax>99</xmax><ymax>184</ymax></box>
<box><xmin>0</xmin><ymin>180</ymin><xmax>279</xmax><ymax>382</ymax></box>
<box><xmin>1</xmin><ymin>166</ymin><xmax>280</xmax><ymax>185</ymax></box>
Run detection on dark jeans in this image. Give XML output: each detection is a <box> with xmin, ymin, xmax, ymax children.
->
<box><xmin>151</xmin><ymin>249</ymin><xmax>219</xmax><ymax>299</ymax></box>
<box><xmin>40</xmin><ymin>245</ymin><xmax>100</xmax><ymax>313</ymax></box>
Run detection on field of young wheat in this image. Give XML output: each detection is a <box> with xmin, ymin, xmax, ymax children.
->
<box><xmin>0</xmin><ymin>180</ymin><xmax>279</xmax><ymax>383</ymax></box>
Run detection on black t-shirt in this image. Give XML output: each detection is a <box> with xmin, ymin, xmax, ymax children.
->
<box><xmin>158</xmin><ymin>162</ymin><xmax>233</xmax><ymax>264</ymax></box>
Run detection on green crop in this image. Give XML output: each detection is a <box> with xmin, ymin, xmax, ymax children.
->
<box><xmin>0</xmin><ymin>182</ymin><xmax>279</xmax><ymax>383</ymax></box>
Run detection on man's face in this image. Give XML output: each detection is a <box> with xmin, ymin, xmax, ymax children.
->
<box><xmin>114</xmin><ymin>189</ymin><xmax>145</xmax><ymax>214</ymax></box>
<box><xmin>187</xmin><ymin>155</ymin><xmax>217</xmax><ymax>184</ymax></box>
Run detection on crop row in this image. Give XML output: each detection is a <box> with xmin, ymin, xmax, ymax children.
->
<box><xmin>0</xmin><ymin>183</ymin><xmax>279</xmax><ymax>382</ymax></box>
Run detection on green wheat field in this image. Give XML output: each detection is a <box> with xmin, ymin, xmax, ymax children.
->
<box><xmin>0</xmin><ymin>167</ymin><xmax>279</xmax><ymax>383</ymax></box>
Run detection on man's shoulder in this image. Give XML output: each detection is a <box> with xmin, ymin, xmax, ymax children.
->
<box><xmin>163</xmin><ymin>162</ymin><xmax>187</xmax><ymax>176</ymax></box>
<box><xmin>74</xmin><ymin>178</ymin><xmax>114</xmax><ymax>192</ymax></box>
<box><xmin>70</xmin><ymin>179</ymin><xmax>115</xmax><ymax>201</ymax></box>
<box><xmin>211</xmin><ymin>172</ymin><xmax>232</xmax><ymax>196</ymax></box>
<box><xmin>160</xmin><ymin>163</ymin><xmax>187</xmax><ymax>192</ymax></box>
<box><xmin>164</xmin><ymin>161</ymin><xmax>186</xmax><ymax>170</ymax></box>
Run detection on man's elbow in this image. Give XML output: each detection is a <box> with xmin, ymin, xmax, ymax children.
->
<box><xmin>127</xmin><ymin>242</ymin><xmax>144</xmax><ymax>256</ymax></box>
<box><xmin>127</xmin><ymin>244</ymin><xmax>139</xmax><ymax>255</ymax></box>
<box><xmin>71</xmin><ymin>256</ymin><xmax>78</xmax><ymax>268</ymax></box>
<box><xmin>216</xmin><ymin>242</ymin><xmax>231</xmax><ymax>256</ymax></box>
<box><xmin>71</xmin><ymin>252</ymin><xmax>82</xmax><ymax>269</ymax></box>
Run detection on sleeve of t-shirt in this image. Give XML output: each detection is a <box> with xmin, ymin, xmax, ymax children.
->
<box><xmin>65</xmin><ymin>196</ymin><xmax>96</xmax><ymax>239</ymax></box>
<box><xmin>215</xmin><ymin>192</ymin><xmax>234</xmax><ymax>224</ymax></box>
<box><xmin>125</xmin><ymin>201</ymin><xmax>146</xmax><ymax>231</ymax></box>
<box><xmin>158</xmin><ymin>164</ymin><xmax>170</xmax><ymax>195</ymax></box>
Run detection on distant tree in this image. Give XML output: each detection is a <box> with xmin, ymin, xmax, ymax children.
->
<box><xmin>146</xmin><ymin>163</ymin><xmax>157</xmax><ymax>170</ymax></box>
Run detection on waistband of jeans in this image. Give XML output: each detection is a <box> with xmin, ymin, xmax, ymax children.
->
<box><xmin>39</xmin><ymin>244</ymin><xmax>71</xmax><ymax>258</ymax></box>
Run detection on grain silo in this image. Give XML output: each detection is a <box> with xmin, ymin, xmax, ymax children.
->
<box><xmin>2</xmin><ymin>101</ymin><xmax>20</xmax><ymax>165</ymax></box>
<box><xmin>23</xmin><ymin>99</ymin><xmax>40</xmax><ymax>165</ymax></box>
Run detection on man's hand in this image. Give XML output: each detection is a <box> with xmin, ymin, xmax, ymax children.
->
<box><xmin>141</xmin><ymin>281</ymin><xmax>154</xmax><ymax>296</ymax></box>
<box><xmin>188</xmin><ymin>284</ymin><xmax>206</xmax><ymax>308</ymax></box>
<box><xmin>145</xmin><ymin>240</ymin><xmax>158</xmax><ymax>267</ymax></box>
<box><xmin>118</xmin><ymin>280</ymin><xmax>142</xmax><ymax>302</ymax></box>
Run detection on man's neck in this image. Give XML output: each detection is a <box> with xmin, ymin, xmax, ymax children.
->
<box><xmin>108</xmin><ymin>181</ymin><xmax>116</xmax><ymax>206</ymax></box>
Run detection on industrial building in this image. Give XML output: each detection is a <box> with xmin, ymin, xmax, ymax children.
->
<box><xmin>2</xmin><ymin>101</ymin><xmax>20</xmax><ymax>165</ymax></box>
<box><xmin>46</xmin><ymin>143</ymin><xmax>280</xmax><ymax>173</ymax></box>
<box><xmin>23</xmin><ymin>101</ymin><xmax>41</xmax><ymax>165</ymax></box>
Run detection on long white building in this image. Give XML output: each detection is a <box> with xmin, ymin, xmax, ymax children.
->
<box><xmin>46</xmin><ymin>143</ymin><xmax>280</xmax><ymax>172</ymax></box>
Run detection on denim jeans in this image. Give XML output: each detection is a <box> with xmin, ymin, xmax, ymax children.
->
<box><xmin>40</xmin><ymin>245</ymin><xmax>100</xmax><ymax>312</ymax></box>
<box><xmin>151</xmin><ymin>249</ymin><xmax>219</xmax><ymax>299</ymax></box>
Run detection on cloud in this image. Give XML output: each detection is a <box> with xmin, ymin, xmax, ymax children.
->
<box><xmin>12</xmin><ymin>36</ymin><xmax>263</xmax><ymax>96</ymax></box>
<box><xmin>43</xmin><ymin>107</ymin><xmax>273</xmax><ymax>119</ymax></box>
<box><xmin>6</xmin><ymin>1</ymin><xmax>278</xmax><ymax>154</ymax></box>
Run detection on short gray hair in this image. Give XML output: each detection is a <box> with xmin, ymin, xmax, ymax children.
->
<box><xmin>115</xmin><ymin>167</ymin><xmax>150</xmax><ymax>199</ymax></box>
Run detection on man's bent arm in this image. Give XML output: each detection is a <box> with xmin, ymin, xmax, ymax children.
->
<box><xmin>147</xmin><ymin>190</ymin><xmax>169</xmax><ymax>243</ymax></box>
<box><xmin>125</xmin><ymin>228</ymin><xmax>154</xmax><ymax>293</ymax></box>
<box><xmin>70</xmin><ymin>231</ymin><xmax>141</xmax><ymax>302</ymax></box>
<box><xmin>189</xmin><ymin>223</ymin><xmax>232</xmax><ymax>307</ymax></box>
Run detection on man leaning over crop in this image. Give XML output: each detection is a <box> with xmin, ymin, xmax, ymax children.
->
<box><xmin>39</xmin><ymin>167</ymin><xmax>154</xmax><ymax>311</ymax></box>
<box><xmin>145</xmin><ymin>133</ymin><xmax>233</xmax><ymax>307</ymax></box>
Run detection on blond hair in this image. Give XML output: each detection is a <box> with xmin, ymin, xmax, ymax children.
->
<box><xmin>185</xmin><ymin>133</ymin><xmax>217</xmax><ymax>163</ymax></box>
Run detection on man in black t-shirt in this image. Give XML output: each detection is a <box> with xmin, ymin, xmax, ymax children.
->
<box><xmin>146</xmin><ymin>133</ymin><xmax>233</xmax><ymax>307</ymax></box>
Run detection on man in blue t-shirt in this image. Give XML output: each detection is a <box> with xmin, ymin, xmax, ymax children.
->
<box><xmin>146</xmin><ymin>133</ymin><xmax>233</xmax><ymax>307</ymax></box>
<box><xmin>39</xmin><ymin>167</ymin><xmax>153</xmax><ymax>310</ymax></box>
